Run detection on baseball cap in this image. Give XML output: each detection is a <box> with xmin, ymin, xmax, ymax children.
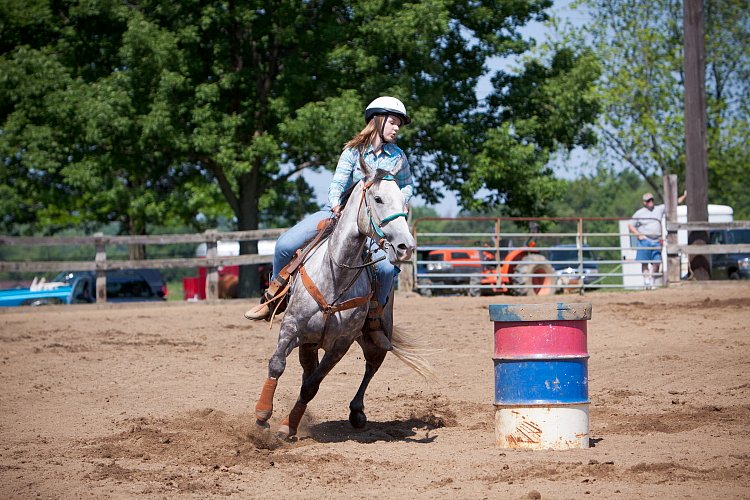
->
<box><xmin>642</xmin><ymin>193</ymin><xmax>654</xmax><ymax>202</ymax></box>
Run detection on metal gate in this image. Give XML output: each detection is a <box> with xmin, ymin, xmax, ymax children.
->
<box><xmin>408</xmin><ymin>217</ymin><xmax>665</xmax><ymax>296</ymax></box>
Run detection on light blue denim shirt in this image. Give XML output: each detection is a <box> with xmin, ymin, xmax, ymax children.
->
<box><xmin>328</xmin><ymin>143</ymin><xmax>414</xmax><ymax>208</ymax></box>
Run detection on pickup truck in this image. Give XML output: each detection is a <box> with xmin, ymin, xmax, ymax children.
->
<box><xmin>709</xmin><ymin>229</ymin><xmax>750</xmax><ymax>280</ymax></box>
<box><xmin>0</xmin><ymin>277</ymin><xmax>91</xmax><ymax>306</ymax></box>
<box><xmin>0</xmin><ymin>269</ymin><xmax>168</xmax><ymax>307</ymax></box>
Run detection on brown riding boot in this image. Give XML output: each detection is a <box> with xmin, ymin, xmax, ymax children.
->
<box><xmin>244</xmin><ymin>275</ymin><xmax>289</xmax><ymax>321</ymax></box>
<box><xmin>364</xmin><ymin>300</ymin><xmax>392</xmax><ymax>351</ymax></box>
<box><xmin>244</xmin><ymin>299</ymin><xmax>271</xmax><ymax>320</ymax></box>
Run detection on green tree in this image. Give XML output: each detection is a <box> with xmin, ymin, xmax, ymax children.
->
<box><xmin>2</xmin><ymin>0</ymin><xmax>602</xmax><ymax>294</ymax></box>
<box><xmin>575</xmin><ymin>0</ymin><xmax>750</xmax><ymax>216</ymax></box>
<box><xmin>552</xmin><ymin>167</ymin><xmax>649</xmax><ymax>220</ymax></box>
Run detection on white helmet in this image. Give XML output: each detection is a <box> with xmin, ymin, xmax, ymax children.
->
<box><xmin>364</xmin><ymin>96</ymin><xmax>411</xmax><ymax>125</ymax></box>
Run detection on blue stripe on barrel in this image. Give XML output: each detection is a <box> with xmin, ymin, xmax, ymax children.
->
<box><xmin>493</xmin><ymin>357</ymin><xmax>589</xmax><ymax>405</ymax></box>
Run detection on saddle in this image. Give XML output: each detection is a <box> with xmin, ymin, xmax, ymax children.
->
<box><xmin>261</xmin><ymin>179</ymin><xmax>364</xmax><ymax>324</ymax></box>
<box><xmin>260</xmin><ymin>217</ymin><xmax>336</xmax><ymax>324</ymax></box>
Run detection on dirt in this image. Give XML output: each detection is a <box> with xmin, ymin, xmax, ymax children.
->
<box><xmin>1</xmin><ymin>281</ymin><xmax>749</xmax><ymax>499</ymax></box>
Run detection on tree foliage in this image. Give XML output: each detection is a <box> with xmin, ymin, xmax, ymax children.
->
<box><xmin>1</xmin><ymin>0</ymin><xmax>603</xmax><ymax>292</ymax></box>
<box><xmin>575</xmin><ymin>0</ymin><xmax>750</xmax><ymax>217</ymax></box>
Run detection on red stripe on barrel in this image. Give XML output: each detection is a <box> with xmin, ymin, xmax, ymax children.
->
<box><xmin>494</xmin><ymin>320</ymin><xmax>588</xmax><ymax>357</ymax></box>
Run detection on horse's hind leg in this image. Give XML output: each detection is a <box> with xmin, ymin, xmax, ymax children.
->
<box><xmin>349</xmin><ymin>337</ymin><xmax>387</xmax><ymax>429</ymax></box>
<box><xmin>277</xmin><ymin>337</ymin><xmax>352</xmax><ymax>439</ymax></box>
<box><xmin>255</xmin><ymin>324</ymin><xmax>300</xmax><ymax>427</ymax></box>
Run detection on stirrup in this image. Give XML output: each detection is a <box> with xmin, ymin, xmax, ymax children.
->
<box><xmin>244</xmin><ymin>275</ymin><xmax>289</xmax><ymax>321</ymax></box>
<box><xmin>244</xmin><ymin>301</ymin><xmax>271</xmax><ymax>321</ymax></box>
<box><xmin>364</xmin><ymin>301</ymin><xmax>392</xmax><ymax>351</ymax></box>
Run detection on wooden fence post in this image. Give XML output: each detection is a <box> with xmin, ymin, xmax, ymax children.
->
<box><xmin>399</xmin><ymin>261</ymin><xmax>414</xmax><ymax>293</ymax></box>
<box><xmin>204</xmin><ymin>230</ymin><xmax>219</xmax><ymax>301</ymax></box>
<box><xmin>663</xmin><ymin>174</ymin><xmax>680</xmax><ymax>285</ymax></box>
<box><xmin>94</xmin><ymin>233</ymin><xmax>107</xmax><ymax>303</ymax></box>
<box><xmin>577</xmin><ymin>218</ymin><xmax>584</xmax><ymax>295</ymax></box>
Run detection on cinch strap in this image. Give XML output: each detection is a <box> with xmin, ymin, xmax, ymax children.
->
<box><xmin>299</xmin><ymin>264</ymin><xmax>372</xmax><ymax>323</ymax></box>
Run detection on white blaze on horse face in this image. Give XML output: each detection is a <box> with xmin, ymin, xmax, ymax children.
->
<box><xmin>370</xmin><ymin>179</ymin><xmax>416</xmax><ymax>264</ymax></box>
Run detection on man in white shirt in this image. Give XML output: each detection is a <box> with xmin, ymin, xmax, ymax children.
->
<box><xmin>628</xmin><ymin>191</ymin><xmax>686</xmax><ymax>288</ymax></box>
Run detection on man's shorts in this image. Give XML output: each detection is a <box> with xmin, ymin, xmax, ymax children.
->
<box><xmin>635</xmin><ymin>238</ymin><xmax>662</xmax><ymax>263</ymax></box>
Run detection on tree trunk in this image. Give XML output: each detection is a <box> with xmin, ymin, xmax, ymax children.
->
<box><xmin>127</xmin><ymin>215</ymin><xmax>147</xmax><ymax>261</ymax></box>
<box><xmin>237</xmin><ymin>166</ymin><xmax>261</xmax><ymax>298</ymax></box>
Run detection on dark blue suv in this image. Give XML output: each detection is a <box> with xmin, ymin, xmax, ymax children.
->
<box><xmin>709</xmin><ymin>229</ymin><xmax>750</xmax><ymax>280</ymax></box>
<box><xmin>52</xmin><ymin>269</ymin><xmax>168</xmax><ymax>302</ymax></box>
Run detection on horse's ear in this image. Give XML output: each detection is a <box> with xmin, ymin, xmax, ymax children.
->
<box><xmin>373</xmin><ymin>168</ymin><xmax>390</xmax><ymax>181</ymax></box>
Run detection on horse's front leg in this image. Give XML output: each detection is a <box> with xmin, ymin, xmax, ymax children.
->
<box><xmin>299</xmin><ymin>343</ymin><xmax>319</xmax><ymax>382</ymax></box>
<box><xmin>277</xmin><ymin>335</ymin><xmax>353</xmax><ymax>439</ymax></box>
<box><xmin>349</xmin><ymin>336</ymin><xmax>388</xmax><ymax>429</ymax></box>
<box><xmin>255</xmin><ymin>323</ymin><xmax>300</xmax><ymax>427</ymax></box>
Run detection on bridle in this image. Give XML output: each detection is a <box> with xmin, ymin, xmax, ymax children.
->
<box><xmin>327</xmin><ymin>174</ymin><xmax>407</xmax><ymax>273</ymax></box>
<box><xmin>362</xmin><ymin>174</ymin><xmax>409</xmax><ymax>242</ymax></box>
<box><xmin>298</xmin><ymin>165</ymin><xmax>409</xmax><ymax>330</ymax></box>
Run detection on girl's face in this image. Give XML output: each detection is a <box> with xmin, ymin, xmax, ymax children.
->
<box><xmin>382</xmin><ymin>115</ymin><xmax>402</xmax><ymax>142</ymax></box>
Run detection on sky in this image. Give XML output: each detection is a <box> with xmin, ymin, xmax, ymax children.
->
<box><xmin>303</xmin><ymin>0</ymin><xmax>591</xmax><ymax>217</ymax></box>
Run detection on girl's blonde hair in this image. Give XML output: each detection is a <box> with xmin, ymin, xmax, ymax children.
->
<box><xmin>343</xmin><ymin>116</ymin><xmax>385</xmax><ymax>152</ymax></box>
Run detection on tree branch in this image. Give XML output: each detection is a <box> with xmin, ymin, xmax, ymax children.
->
<box><xmin>202</xmin><ymin>157</ymin><xmax>241</xmax><ymax>217</ymax></box>
<box><xmin>275</xmin><ymin>160</ymin><xmax>323</xmax><ymax>183</ymax></box>
<box><xmin>603</xmin><ymin>129</ymin><xmax>662</xmax><ymax>196</ymax></box>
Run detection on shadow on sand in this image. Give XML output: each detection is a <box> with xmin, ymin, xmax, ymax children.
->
<box><xmin>307</xmin><ymin>417</ymin><xmax>441</xmax><ymax>444</ymax></box>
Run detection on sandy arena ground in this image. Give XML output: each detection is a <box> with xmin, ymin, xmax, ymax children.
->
<box><xmin>1</xmin><ymin>282</ymin><xmax>749</xmax><ymax>499</ymax></box>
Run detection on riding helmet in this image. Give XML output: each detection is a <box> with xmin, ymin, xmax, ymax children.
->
<box><xmin>364</xmin><ymin>96</ymin><xmax>411</xmax><ymax>125</ymax></box>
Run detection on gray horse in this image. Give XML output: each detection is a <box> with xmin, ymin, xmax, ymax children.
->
<box><xmin>254</xmin><ymin>168</ymin><xmax>432</xmax><ymax>439</ymax></box>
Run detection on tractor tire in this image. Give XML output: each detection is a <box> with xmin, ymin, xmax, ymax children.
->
<box><xmin>512</xmin><ymin>253</ymin><xmax>555</xmax><ymax>296</ymax></box>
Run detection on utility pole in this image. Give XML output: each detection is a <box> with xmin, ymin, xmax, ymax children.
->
<box><xmin>683</xmin><ymin>0</ymin><xmax>710</xmax><ymax>279</ymax></box>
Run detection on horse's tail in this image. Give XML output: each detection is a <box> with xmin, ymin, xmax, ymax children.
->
<box><xmin>390</xmin><ymin>326</ymin><xmax>437</xmax><ymax>381</ymax></box>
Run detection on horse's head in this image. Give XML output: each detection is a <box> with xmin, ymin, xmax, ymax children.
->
<box><xmin>359</xmin><ymin>167</ymin><xmax>416</xmax><ymax>264</ymax></box>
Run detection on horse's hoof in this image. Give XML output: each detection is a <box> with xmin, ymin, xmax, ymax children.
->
<box><xmin>255</xmin><ymin>409</ymin><xmax>272</xmax><ymax>422</ymax></box>
<box><xmin>349</xmin><ymin>410</ymin><xmax>367</xmax><ymax>429</ymax></box>
<box><xmin>255</xmin><ymin>419</ymin><xmax>270</xmax><ymax>430</ymax></box>
<box><xmin>276</xmin><ymin>424</ymin><xmax>295</xmax><ymax>440</ymax></box>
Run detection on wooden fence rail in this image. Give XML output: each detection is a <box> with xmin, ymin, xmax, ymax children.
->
<box><xmin>3</xmin><ymin>220</ymin><xmax>748</xmax><ymax>301</ymax></box>
<box><xmin>665</xmin><ymin>221</ymin><xmax>750</xmax><ymax>255</ymax></box>
<box><xmin>0</xmin><ymin>228</ymin><xmax>287</xmax><ymax>302</ymax></box>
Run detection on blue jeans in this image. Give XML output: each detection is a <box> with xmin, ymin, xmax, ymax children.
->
<box><xmin>272</xmin><ymin>209</ymin><xmax>395</xmax><ymax>305</ymax></box>
<box><xmin>635</xmin><ymin>238</ymin><xmax>662</xmax><ymax>263</ymax></box>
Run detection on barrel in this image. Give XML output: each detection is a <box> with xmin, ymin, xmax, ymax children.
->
<box><xmin>490</xmin><ymin>302</ymin><xmax>592</xmax><ymax>450</ymax></box>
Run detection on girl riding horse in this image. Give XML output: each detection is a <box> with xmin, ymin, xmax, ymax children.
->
<box><xmin>245</xmin><ymin>96</ymin><xmax>414</xmax><ymax>350</ymax></box>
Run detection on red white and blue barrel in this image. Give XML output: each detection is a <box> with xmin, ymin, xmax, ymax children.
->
<box><xmin>490</xmin><ymin>302</ymin><xmax>592</xmax><ymax>450</ymax></box>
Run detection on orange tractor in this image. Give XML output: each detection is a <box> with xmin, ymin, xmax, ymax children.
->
<box><xmin>418</xmin><ymin>243</ymin><xmax>555</xmax><ymax>297</ymax></box>
<box><xmin>478</xmin><ymin>242</ymin><xmax>556</xmax><ymax>296</ymax></box>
